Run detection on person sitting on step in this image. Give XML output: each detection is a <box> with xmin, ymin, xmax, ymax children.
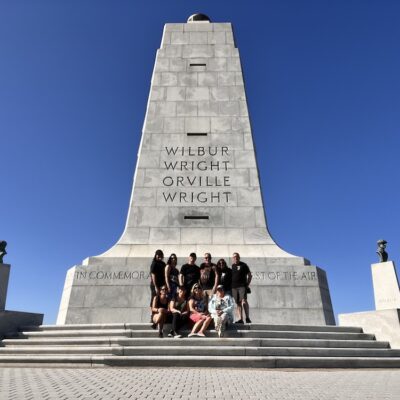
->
<box><xmin>151</xmin><ymin>286</ymin><xmax>170</xmax><ymax>338</ymax></box>
<box><xmin>209</xmin><ymin>285</ymin><xmax>235</xmax><ymax>337</ymax></box>
<box><xmin>168</xmin><ymin>286</ymin><xmax>189</xmax><ymax>338</ymax></box>
<box><xmin>188</xmin><ymin>284</ymin><xmax>212</xmax><ymax>337</ymax></box>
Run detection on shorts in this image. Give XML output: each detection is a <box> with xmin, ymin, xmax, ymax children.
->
<box><xmin>232</xmin><ymin>286</ymin><xmax>247</xmax><ymax>303</ymax></box>
<box><xmin>190</xmin><ymin>313</ymin><xmax>208</xmax><ymax>323</ymax></box>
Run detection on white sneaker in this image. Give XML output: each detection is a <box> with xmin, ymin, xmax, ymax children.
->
<box><xmin>174</xmin><ymin>334</ymin><xmax>182</xmax><ymax>339</ymax></box>
<box><xmin>188</xmin><ymin>333</ymin><xmax>197</xmax><ymax>337</ymax></box>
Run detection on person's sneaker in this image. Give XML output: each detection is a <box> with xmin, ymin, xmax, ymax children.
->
<box><xmin>236</xmin><ymin>319</ymin><xmax>244</xmax><ymax>324</ymax></box>
<box><xmin>158</xmin><ymin>331</ymin><xmax>164</xmax><ymax>338</ymax></box>
<box><xmin>245</xmin><ymin>318</ymin><xmax>252</xmax><ymax>323</ymax></box>
<box><xmin>188</xmin><ymin>332</ymin><xmax>197</xmax><ymax>337</ymax></box>
<box><xmin>197</xmin><ymin>332</ymin><xmax>205</xmax><ymax>337</ymax></box>
<box><xmin>174</xmin><ymin>334</ymin><xmax>182</xmax><ymax>339</ymax></box>
<box><xmin>167</xmin><ymin>331</ymin><xmax>174</xmax><ymax>338</ymax></box>
<box><xmin>151</xmin><ymin>323</ymin><xmax>157</xmax><ymax>330</ymax></box>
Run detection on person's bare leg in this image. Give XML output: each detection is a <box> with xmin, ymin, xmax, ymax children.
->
<box><xmin>199</xmin><ymin>316</ymin><xmax>212</xmax><ymax>334</ymax></box>
<box><xmin>158</xmin><ymin>309</ymin><xmax>167</xmax><ymax>331</ymax></box>
<box><xmin>237</xmin><ymin>301</ymin><xmax>244</xmax><ymax>321</ymax></box>
<box><xmin>190</xmin><ymin>319</ymin><xmax>203</xmax><ymax>334</ymax></box>
<box><xmin>243</xmin><ymin>299</ymin><xmax>250</xmax><ymax>320</ymax></box>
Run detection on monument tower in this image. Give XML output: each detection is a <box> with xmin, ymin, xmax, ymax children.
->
<box><xmin>58</xmin><ymin>14</ymin><xmax>335</xmax><ymax>325</ymax></box>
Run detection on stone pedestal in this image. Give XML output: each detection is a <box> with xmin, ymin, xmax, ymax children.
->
<box><xmin>339</xmin><ymin>261</ymin><xmax>400</xmax><ymax>348</ymax></box>
<box><xmin>372</xmin><ymin>261</ymin><xmax>400</xmax><ymax>310</ymax></box>
<box><xmin>58</xmin><ymin>17</ymin><xmax>335</xmax><ymax>326</ymax></box>
<box><xmin>0</xmin><ymin>263</ymin><xmax>44</xmax><ymax>338</ymax></box>
<box><xmin>0</xmin><ymin>264</ymin><xmax>10</xmax><ymax>311</ymax></box>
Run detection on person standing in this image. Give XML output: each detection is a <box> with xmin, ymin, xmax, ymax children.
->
<box><xmin>165</xmin><ymin>253</ymin><xmax>179</xmax><ymax>299</ymax></box>
<box><xmin>199</xmin><ymin>252</ymin><xmax>218</xmax><ymax>301</ymax></box>
<box><xmin>179</xmin><ymin>253</ymin><xmax>200</xmax><ymax>296</ymax></box>
<box><xmin>231</xmin><ymin>252</ymin><xmax>252</xmax><ymax>324</ymax></box>
<box><xmin>216</xmin><ymin>258</ymin><xmax>232</xmax><ymax>295</ymax></box>
<box><xmin>149</xmin><ymin>249</ymin><xmax>166</xmax><ymax>322</ymax></box>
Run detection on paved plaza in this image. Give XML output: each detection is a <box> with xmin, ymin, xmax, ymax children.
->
<box><xmin>0</xmin><ymin>367</ymin><xmax>399</xmax><ymax>399</ymax></box>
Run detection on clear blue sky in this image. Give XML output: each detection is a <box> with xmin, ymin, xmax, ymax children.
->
<box><xmin>1</xmin><ymin>1</ymin><xmax>399</xmax><ymax>324</ymax></box>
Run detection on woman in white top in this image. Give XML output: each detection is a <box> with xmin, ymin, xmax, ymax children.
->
<box><xmin>208</xmin><ymin>285</ymin><xmax>235</xmax><ymax>337</ymax></box>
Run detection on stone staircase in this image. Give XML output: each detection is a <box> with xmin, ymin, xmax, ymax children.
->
<box><xmin>1</xmin><ymin>323</ymin><xmax>400</xmax><ymax>368</ymax></box>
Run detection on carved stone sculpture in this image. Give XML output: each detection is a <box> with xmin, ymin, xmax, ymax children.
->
<box><xmin>0</xmin><ymin>241</ymin><xmax>7</xmax><ymax>264</ymax></box>
<box><xmin>376</xmin><ymin>239</ymin><xmax>388</xmax><ymax>263</ymax></box>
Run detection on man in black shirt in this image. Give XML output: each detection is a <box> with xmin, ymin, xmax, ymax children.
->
<box><xmin>231</xmin><ymin>252</ymin><xmax>252</xmax><ymax>324</ymax></box>
<box><xmin>179</xmin><ymin>252</ymin><xmax>200</xmax><ymax>297</ymax></box>
<box><xmin>217</xmin><ymin>258</ymin><xmax>232</xmax><ymax>295</ymax></box>
<box><xmin>199</xmin><ymin>252</ymin><xmax>218</xmax><ymax>301</ymax></box>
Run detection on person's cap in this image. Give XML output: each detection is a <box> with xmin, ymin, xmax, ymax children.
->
<box><xmin>216</xmin><ymin>285</ymin><xmax>224</xmax><ymax>291</ymax></box>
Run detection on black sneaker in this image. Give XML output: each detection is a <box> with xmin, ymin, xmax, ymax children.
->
<box><xmin>168</xmin><ymin>330</ymin><xmax>174</xmax><ymax>338</ymax></box>
<box><xmin>236</xmin><ymin>319</ymin><xmax>244</xmax><ymax>324</ymax></box>
<box><xmin>158</xmin><ymin>331</ymin><xmax>164</xmax><ymax>338</ymax></box>
<box><xmin>151</xmin><ymin>323</ymin><xmax>157</xmax><ymax>330</ymax></box>
<box><xmin>245</xmin><ymin>318</ymin><xmax>252</xmax><ymax>323</ymax></box>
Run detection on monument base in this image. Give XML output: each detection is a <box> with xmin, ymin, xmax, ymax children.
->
<box><xmin>57</xmin><ymin>255</ymin><xmax>334</xmax><ymax>326</ymax></box>
<box><xmin>339</xmin><ymin>309</ymin><xmax>400</xmax><ymax>349</ymax></box>
<box><xmin>0</xmin><ymin>310</ymin><xmax>44</xmax><ymax>339</ymax></box>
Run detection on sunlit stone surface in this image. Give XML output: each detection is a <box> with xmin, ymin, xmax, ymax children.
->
<box><xmin>58</xmin><ymin>17</ymin><xmax>335</xmax><ymax>325</ymax></box>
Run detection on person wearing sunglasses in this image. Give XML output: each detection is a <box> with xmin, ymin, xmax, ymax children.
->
<box><xmin>188</xmin><ymin>284</ymin><xmax>212</xmax><ymax>337</ymax></box>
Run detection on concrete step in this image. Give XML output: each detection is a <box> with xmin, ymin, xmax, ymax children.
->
<box><xmin>0</xmin><ymin>355</ymin><xmax>400</xmax><ymax>368</ymax></box>
<box><xmin>7</xmin><ymin>329</ymin><xmax>132</xmax><ymax>339</ymax></box>
<box><xmin>1</xmin><ymin>336</ymin><xmax>389</xmax><ymax>349</ymax></box>
<box><xmin>115</xmin><ymin>346</ymin><xmax>400</xmax><ymax>358</ymax></box>
<box><xmin>9</xmin><ymin>329</ymin><xmax>376</xmax><ymax>341</ymax></box>
<box><xmin>0</xmin><ymin>346</ymin><xmax>120</xmax><ymax>355</ymax></box>
<box><xmin>0</xmin><ymin>345</ymin><xmax>399</xmax><ymax>358</ymax></box>
<box><xmin>98</xmin><ymin>355</ymin><xmax>400</xmax><ymax>369</ymax></box>
<box><xmin>20</xmin><ymin>323</ymin><xmax>363</xmax><ymax>333</ymax></box>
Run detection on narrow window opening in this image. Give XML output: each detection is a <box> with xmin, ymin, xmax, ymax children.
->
<box><xmin>184</xmin><ymin>216</ymin><xmax>209</xmax><ymax>220</ymax></box>
<box><xmin>187</xmin><ymin>133</ymin><xmax>208</xmax><ymax>136</ymax></box>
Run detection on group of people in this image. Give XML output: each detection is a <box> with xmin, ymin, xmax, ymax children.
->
<box><xmin>149</xmin><ymin>250</ymin><xmax>252</xmax><ymax>338</ymax></box>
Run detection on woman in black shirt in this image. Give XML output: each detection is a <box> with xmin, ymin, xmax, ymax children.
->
<box><xmin>151</xmin><ymin>286</ymin><xmax>169</xmax><ymax>338</ymax></box>
<box><xmin>149</xmin><ymin>249</ymin><xmax>166</xmax><ymax>324</ymax></box>
<box><xmin>165</xmin><ymin>253</ymin><xmax>179</xmax><ymax>299</ymax></box>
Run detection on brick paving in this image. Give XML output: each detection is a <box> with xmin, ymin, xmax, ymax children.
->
<box><xmin>0</xmin><ymin>367</ymin><xmax>399</xmax><ymax>399</ymax></box>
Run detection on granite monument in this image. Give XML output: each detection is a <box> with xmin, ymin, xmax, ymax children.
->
<box><xmin>58</xmin><ymin>15</ymin><xmax>335</xmax><ymax>325</ymax></box>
